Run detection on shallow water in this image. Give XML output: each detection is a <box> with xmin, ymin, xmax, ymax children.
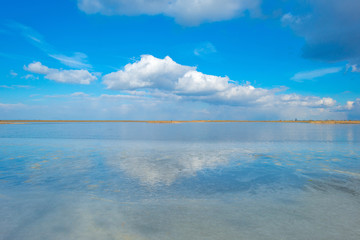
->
<box><xmin>0</xmin><ymin>123</ymin><xmax>359</xmax><ymax>239</ymax></box>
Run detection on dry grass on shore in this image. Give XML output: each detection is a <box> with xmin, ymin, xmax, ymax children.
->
<box><xmin>308</xmin><ymin>120</ymin><xmax>360</xmax><ymax>124</ymax></box>
<box><xmin>0</xmin><ymin>121</ymin><xmax>26</xmax><ymax>124</ymax></box>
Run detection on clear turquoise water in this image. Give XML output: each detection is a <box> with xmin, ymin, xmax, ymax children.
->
<box><xmin>0</xmin><ymin>123</ymin><xmax>359</xmax><ymax>239</ymax></box>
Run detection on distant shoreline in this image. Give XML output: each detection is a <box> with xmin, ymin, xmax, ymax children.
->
<box><xmin>1</xmin><ymin>120</ymin><xmax>360</xmax><ymax>124</ymax></box>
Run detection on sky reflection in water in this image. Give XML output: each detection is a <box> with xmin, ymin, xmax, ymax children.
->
<box><xmin>0</xmin><ymin>123</ymin><xmax>359</xmax><ymax>239</ymax></box>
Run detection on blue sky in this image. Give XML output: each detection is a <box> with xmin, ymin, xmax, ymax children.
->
<box><xmin>0</xmin><ymin>0</ymin><xmax>359</xmax><ymax>120</ymax></box>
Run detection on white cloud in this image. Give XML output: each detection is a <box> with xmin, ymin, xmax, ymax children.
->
<box><xmin>0</xmin><ymin>85</ymin><xmax>13</xmax><ymax>89</ymax></box>
<box><xmin>102</xmin><ymin>55</ymin><xmax>343</xmax><ymax>114</ymax></box>
<box><xmin>0</xmin><ymin>85</ymin><xmax>32</xmax><ymax>89</ymax></box>
<box><xmin>103</xmin><ymin>55</ymin><xmax>194</xmax><ymax>90</ymax></box>
<box><xmin>291</xmin><ymin>67</ymin><xmax>342</xmax><ymax>81</ymax></box>
<box><xmin>0</xmin><ymin>102</ymin><xmax>25</xmax><ymax>109</ymax></box>
<box><xmin>194</xmin><ymin>42</ymin><xmax>217</xmax><ymax>56</ymax></box>
<box><xmin>345</xmin><ymin>101</ymin><xmax>354</xmax><ymax>110</ymax></box>
<box><xmin>209</xmin><ymin>85</ymin><xmax>270</xmax><ymax>105</ymax></box>
<box><xmin>349</xmin><ymin>64</ymin><xmax>360</xmax><ymax>72</ymax></box>
<box><xmin>45</xmin><ymin>69</ymin><xmax>96</xmax><ymax>84</ymax></box>
<box><xmin>13</xmin><ymin>85</ymin><xmax>32</xmax><ymax>89</ymax></box>
<box><xmin>166</xmin><ymin>0</ymin><xmax>259</xmax><ymax>25</ymax></box>
<box><xmin>24</xmin><ymin>62</ymin><xmax>97</xmax><ymax>84</ymax></box>
<box><xmin>71</xmin><ymin>92</ymin><xmax>90</xmax><ymax>97</ymax></box>
<box><xmin>347</xmin><ymin>98</ymin><xmax>360</xmax><ymax>119</ymax></box>
<box><xmin>281</xmin><ymin>13</ymin><xmax>303</xmax><ymax>25</ymax></box>
<box><xmin>14</xmin><ymin>55</ymin><xmax>359</xmax><ymax>120</ymax></box>
<box><xmin>22</xmin><ymin>91</ymin><xmax>352</xmax><ymax>120</ymax></box>
<box><xmin>44</xmin><ymin>92</ymin><xmax>90</xmax><ymax>98</ymax></box>
<box><xmin>103</xmin><ymin>55</ymin><xmax>235</xmax><ymax>95</ymax></box>
<box><xmin>49</xmin><ymin>52</ymin><xmax>92</xmax><ymax>69</ymax></box>
<box><xmin>77</xmin><ymin>0</ymin><xmax>260</xmax><ymax>26</ymax></box>
<box><xmin>176</xmin><ymin>71</ymin><xmax>229</xmax><ymax>94</ymax></box>
<box><xmin>78</xmin><ymin>0</ymin><xmax>168</xmax><ymax>15</ymax></box>
<box><xmin>22</xmin><ymin>74</ymin><xmax>39</xmax><ymax>80</ymax></box>
<box><xmin>279</xmin><ymin>94</ymin><xmax>336</xmax><ymax>108</ymax></box>
<box><xmin>10</xmin><ymin>70</ymin><xmax>18</xmax><ymax>77</ymax></box>
<box><xmin>7</xmin><ymin>21</ymin><xmax>92</xmax><ymax>69</ymax></box>
<box><xmin>24</xmin><ymin>61</ymin><xmax>50</xmax><ymax>74</ymax></box>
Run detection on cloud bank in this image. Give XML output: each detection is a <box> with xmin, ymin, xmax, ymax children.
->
<box><xmin>102</xmin><ymin>55</ymin><xmax>272</xmax><ymax>103</ymax></box>
<box><xmin>24</xmin><ymin>62</ymin><xmax>97</xmax><ymax>84</ymax></box>
<box><xmin>14</xmin><ymin>55</ymin><xmax>358</xmax><ymax>120</ymax></box>
<box><xmin>77</xmin><ymin>0</ymin><xmax>260</xmax><ymax>26</ymax></box>
<box><xmin>102</xmin><ymin>55</ymin><xmax>344</xmax><ymax>116</ymax></box>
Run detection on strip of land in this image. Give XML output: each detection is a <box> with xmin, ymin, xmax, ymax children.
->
<box><xmin>0</xmin><ymin>120</ymin><xmax>359</xmax><ymax>124</ymax></box>
<box><xmin>0</xmin><ymin>121</ymin><xmax>27</xmax><ymax>124</ymax></box>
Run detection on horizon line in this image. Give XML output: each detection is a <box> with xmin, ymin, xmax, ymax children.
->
<box><xmin>1</xmin><ymin>120</ymin><xmax>360</xmax><ymax>124</ymax></box>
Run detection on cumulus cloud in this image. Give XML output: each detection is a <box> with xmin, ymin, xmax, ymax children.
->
<box><xmin>102</xmin><ymin>55</ymin><xmax>343</xmax><ymax>114</ymax></box>
<box><xmin>103</xmin><ymin>55</ymin><xmax>234</xmax><ymax>95</ymax></box>
<box><xmin>24</xmin><ymin>62</ymin><xmax>97</xmax><ymax>84</ymax></box>
<box><xmin>77</xmin><ymin>0</ymin><xmax>260</xmax><ymax>26</ymax></box>
<box><xmin>24</xmin><ymin>61</ymin><xmax>50</xmax><ymax>74</ymax></box>
<box><xmin>343</xmin><ymin>101</ymin><xmax>354</xmax><ymax>111</ymax></box>
<box><xmin>199</xmin><ymin>85</ymin><xmax>272</xmax><ymax>106</ymax></box>
<box><xmin>103</xmin><ymin>55</ymin><xmax>194</xmax><ymax>90</ymax></box>
<box><xmin>45</xmin><ymin>69</ymin><xmax>97</xmax><ymax>84</ymax></box>
<box><xmin>176</xmin><ymin>71</ymin><xmax>230</xmax><ymax>95</ymax></box>
<box><xmin>279</xmin><ymin>95</ymin><xmax>336</xmax><ymax>108</ymax></box>
<box><xmin>291</xmin><ymin>67</ymin><xmax>342</xmax><ymax>82</ymax></box>
<box><xmin>343</xmin><ymin>99</ymin><xmax>360</xmax><ymax>119</ymax></box>
<box><xmin>281</xmin><ymin>0</ymin><xmax>360</xmax><ymax>68</ymax></box>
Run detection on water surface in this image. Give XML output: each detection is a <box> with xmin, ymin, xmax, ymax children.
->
<box><xmin>0</xmin><ymin>123</ymin><xmax>359</xmax><ymax>239</ymax></box>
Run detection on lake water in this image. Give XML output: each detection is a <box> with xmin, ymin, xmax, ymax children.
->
<box><xmin>0</xmin><ymin>122</ymin><xmax>359</xmax><ymax>240</ymax></box>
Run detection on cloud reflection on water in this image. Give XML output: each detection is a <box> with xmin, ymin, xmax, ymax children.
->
<box><xmin>106</xmin><ymin>142</ymin><xmax>252</xmax><ymax>186</ymax></box>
